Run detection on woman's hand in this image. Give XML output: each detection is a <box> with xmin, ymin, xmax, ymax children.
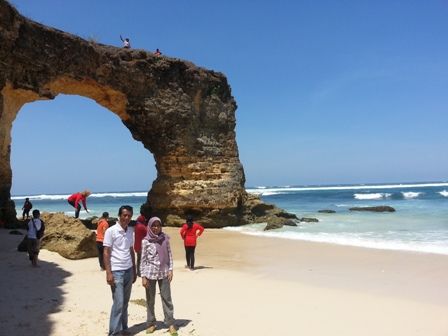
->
<box><xmin>168</xmin><ymin>271</ymin><xmax>173</xmax><ymax>282</ymax></box>
<box><xmin>142</xmin><ymin>277</ymin><xmax>148</xmax><ymax>288</ymax></box>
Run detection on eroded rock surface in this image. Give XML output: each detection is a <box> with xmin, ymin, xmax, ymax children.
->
<box><xmin>0</xmin><ymin>1</ymin><xmax>294</xmax><ymax>228</ymax></box>
<box><xmin>40</xmin><ymin>213</ymin><xmax>97</xmax><ymax>259</ymax></box>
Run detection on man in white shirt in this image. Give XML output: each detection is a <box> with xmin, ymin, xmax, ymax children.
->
<box><xmin>103</xmin><ymin>205</ymin><xmax>136</xmax><ymax>336</ymax></box>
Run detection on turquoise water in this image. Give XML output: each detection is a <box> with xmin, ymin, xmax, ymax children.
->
<box><xmin>12</xmin><ymin>182</ymin><xmax>448</xmax><ymax>255</ymax></box>
<box><xmin>235</xmin><ymin>182</ymin><xmax>448</xmax><ymax>255</ymax></box>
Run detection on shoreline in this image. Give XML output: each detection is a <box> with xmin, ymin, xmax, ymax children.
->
<box><xmin>1</xmin><ymin>227</ymin><xmax>448</xmax><ymax>335</ymax></box>
<box><xmin>224</xmin><ymin>225</ymin><xmax>448</xmax><ymax>257</ymax></box>
<box><xmin>14</xmin><ymin>213</ymin><xmax>448</xmax><ymax>257</ymax></box>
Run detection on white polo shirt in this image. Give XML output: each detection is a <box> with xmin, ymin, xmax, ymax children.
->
<box><xmin>103</xmin><ymin>222</ymin><xmax>134</xmax><ymax>271</ymax></box>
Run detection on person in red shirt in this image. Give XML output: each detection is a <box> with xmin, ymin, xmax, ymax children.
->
<box><xmin>96</xmin><ymin>212</ymin><xmax>109</xmax><ymax>270</ymax></box>
<box><xmin>180</xmin><ymin>215</ymin><xmax>204</xmax><ymax>270</ymax></box>
<box><xmin>134</xmin><ymin>204</ymin><xmax>151</xmax><ymax>276</ymax></box>
<box><xmin>67</xmin><ymin>190</ymin><xmax>91</xmax><ymax>218</ymax></box>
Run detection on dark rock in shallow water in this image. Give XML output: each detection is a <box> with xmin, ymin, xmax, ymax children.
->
<box><xmin>276</xmin><ymin>211</ymin><xmax>299</xmax><ymax>219</ymax></box>
<box><xmin>299</xmin><ymin>217</ymin><xmax>319</xmax><ymax>223</ymax></box>
<box><xmin>318</xmin><ymin>210</ymin><xmax>336</xmax><ymax>214</ymax></box>
<box><xmin>349</xmin><ymin>206</ymin><xmax>395</xmax><ymax>213</ymax></box>
<box><xmin>264</xmin><ymin>218</ymin><xmax>298</xmax><ymax>231</ymax></box>
<box><xmin>251</xmin><ymin>203</ymin><xmax>276</xmax><ymax>216</ymax></box>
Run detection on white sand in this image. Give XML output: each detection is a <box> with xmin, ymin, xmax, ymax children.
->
<box><xmin>1</xmin><ymin>227</ymin><xmax>447</xmax><ymax>335</ymax></box>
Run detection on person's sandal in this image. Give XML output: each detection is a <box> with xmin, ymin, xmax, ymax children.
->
<box><xmin>168</xmin><ymin>325</ymin><xmax>178</xmax><ymax>336</ymax></box>
<box><xmin>146</xmin><ymin>325</ymin><xmax>156</xmax><ymax>334</ymax></box>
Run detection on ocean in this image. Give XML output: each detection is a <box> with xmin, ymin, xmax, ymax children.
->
<box><xmin>12</xmin><ymin>182</ymin><xmax>448</xmax><ymax>255</ymax></box>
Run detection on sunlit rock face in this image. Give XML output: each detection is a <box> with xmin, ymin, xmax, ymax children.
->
<box><xmin>0</xmin><ymin>1</ymin><xmax>295</xmax><ymax>228</ymax></box>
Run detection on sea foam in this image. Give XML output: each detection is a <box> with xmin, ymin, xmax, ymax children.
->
<box><xmin>401</xmin><ymin>191</ymin><xmax>422</xmax><ymax>199</ymax></box>
<box><xmin>354</xmin><ymin>193</ymin><xmax>391</xmax><ymax>200</ymax></box>
<box><xmin>439</xmin><ymin>190</ymin><xmax>448</xmax><ymax>197</ymax></box>
<box><xmin>224</xmin><ymin>227</ymin><xmax>448</xmax><ymax>255</ymax></box>
<box><xmin>246</xmin><ymin>182</ymin><xmax>448</xmax><ymax>196</ymax></box>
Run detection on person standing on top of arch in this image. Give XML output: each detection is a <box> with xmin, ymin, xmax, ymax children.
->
<box><xmin>67</xmin><ymin>190</ymin><xmax>91</xmax><ymax>218</ymax></box>
<box><xmin>120</xmin><ymin>35</ymin><xmax>131</xmax><ymax>49</ymax></box>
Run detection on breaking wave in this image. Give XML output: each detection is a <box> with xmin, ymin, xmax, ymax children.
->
<box><xmin>11</xmin><ymin>191</ymin><xmax>147</xmax><ymax>201</ymax></box>
<box><xmin>401</xmin><ymin>191</ymin><xmax>422</xmax><ymax>199</ymax></box>
<box><xmin>354</xmin><ymin>193</ymin><xmax>391</xmax><ymax>200</ymax></box>
<box><xmin>246</xmin><ymin>182</ymin><xmax>448</xmax><ymax>196</ymax></box>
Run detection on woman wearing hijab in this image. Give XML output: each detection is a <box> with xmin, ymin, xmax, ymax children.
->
<box><xmin>140</xmin><ymin>217</ymin><xmax>177</xmax><ymax>335</ymax></box>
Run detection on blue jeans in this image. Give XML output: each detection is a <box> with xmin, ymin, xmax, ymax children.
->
<box><xmin>109</xmin><ymin>268</ymin><xmax>133</xmax><ymax>335</ymax></box>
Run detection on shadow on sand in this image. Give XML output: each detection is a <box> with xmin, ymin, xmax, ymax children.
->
<box><xmin>127</xmin><ymin>318</ymin><xmax>192</xmax><ymax>335</ymax></box>
<box><xmin>191</xmin><ymin>265</ymin><xmax>213</xmax><ymax>271</ymax></box>
<box><xmin>0</xmin><ymin>229</ymin><xmax>71</xmax><ymax>335</ymax></box>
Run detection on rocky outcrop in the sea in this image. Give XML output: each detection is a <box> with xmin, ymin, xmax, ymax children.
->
<box><xmin>240</xmin><ymin>193</ymin><xmax>299</xmax><ymax>230</ymax></box>
<box><xmin>0</xmin><ymin>1</ymin><xmax>295</xmax><ymax>228</ymax></box>
<box><xmin>40</xmin><ymin>213</ymin><xmax>97</xmax><ymax>259</ymax></box>
<box><xmin>349</xmin><ymin>206</ymin><xmax>396</xmax><ymax>213</ymax></box>
<box><xmin>264</xmin><ymin>218</ymin><xmax>298</xmax><ymax>231</ymax></box>
<box><xmin>299</xmin><ymin>217</ymin><xmax>319</xmax><ymax>223</ymax></box>
<box><xmin>318</xmin><ymin>209</ymin><xmax>336</xmax><ymax>213</ymax></box>
<box><xmin>263</xmin><ymin>215</ymin><xmax>319</xmax><ymax>231</ymax></box>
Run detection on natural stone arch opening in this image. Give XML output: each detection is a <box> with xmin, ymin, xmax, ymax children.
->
<box><xmin>11</xmin><ymin>93</ymin><xmax>156</xmax><ymax>196</ymax></box>
<box><xmin>0</xmin><ymin>0</ymin><xmax>292</xmax><ymax>228</ymax></box>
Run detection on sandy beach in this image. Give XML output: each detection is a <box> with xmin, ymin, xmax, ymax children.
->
<box><xmin>1</xmin><ymin>227</ymin><xmax>447</xmax><ymax>336</ymax></box>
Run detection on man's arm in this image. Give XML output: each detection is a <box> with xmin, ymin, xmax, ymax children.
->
<box><xmin>104</xmin><ymin>246</ymin><xmax>114</xmax><ymax>286</ymax></box>
<box><xmin>130</xmin><ymin>246</ymin><xmax>137</xmax><ymax>283</ymax></box>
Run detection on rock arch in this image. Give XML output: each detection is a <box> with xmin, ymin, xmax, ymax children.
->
<box><xmin>0</xmin><ymin>1</ymin><xmax>292</xmax><ymax>227</ymax></box>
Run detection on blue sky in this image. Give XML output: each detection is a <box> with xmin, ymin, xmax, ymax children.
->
<box><xmin>9</xmin><ymin>0</ymin><xmax>448</xmax><ymax>195</ymax></box>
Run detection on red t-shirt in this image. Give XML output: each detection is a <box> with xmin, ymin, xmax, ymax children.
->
<box><xmin>134</xmin><ymin>215</ymin><xmax>147</xmax><ymax>253</ymax></box>
<box><xmin>68</xmin><ymin>193</ymin><xmax>87</xmax><ymax>210</ymax></box>
<box><xmin>180</xmin><ymin>223</ymin><xmax>204</xmax><ymax>247</ymax></box>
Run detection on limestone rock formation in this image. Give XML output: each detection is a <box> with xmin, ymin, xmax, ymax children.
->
<box><xmin>0</xmin><ymin>1</ymin><xmax>294</xmax><ymax>228</ymax></box>
<box><xmin>40</xmin><ymin>213</ymin><xmax>97</xmax><ymax>259</ymax></box>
